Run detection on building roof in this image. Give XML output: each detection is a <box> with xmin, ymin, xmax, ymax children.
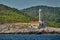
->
<box><xmin>30</xmin><ymin>21</ymin><xmax>40</xmax><ymax>24</ymax></box>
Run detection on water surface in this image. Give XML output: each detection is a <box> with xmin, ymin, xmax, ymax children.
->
<box><xmin>0</xmin><ymin>34</ymin><xmax>60</xmax><ymax>40</ymax></box>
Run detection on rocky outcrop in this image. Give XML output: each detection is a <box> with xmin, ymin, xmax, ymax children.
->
<box><xmin>0</xmin><ymin>23</ymin><xmax>60</xmax><ymax>34</ymax></box>
<box><xmin>38</xmin><ymin>27</ymin><xmax>60</xmax><ymax>34</ymax></box>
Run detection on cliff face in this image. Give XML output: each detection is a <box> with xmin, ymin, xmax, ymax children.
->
<box><xmin>0</xmin><ymin>23</ymin><xmax>60</xmax><ymax>34</ymax></box>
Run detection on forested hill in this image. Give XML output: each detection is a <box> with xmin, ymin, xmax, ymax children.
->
<box><xmin>0</xmin><ymin>4</ymin><xmax>32</xmax><ymax>23</ymax></box>
<box><xmin>0</xmin><ymin>4</ymin><xmax>60</xmax><ymax>27</ymax></box>
<box><xmin>21</xmin><ymin>6</ymin><xmax>60</xmax><ymax>27</ymax></box>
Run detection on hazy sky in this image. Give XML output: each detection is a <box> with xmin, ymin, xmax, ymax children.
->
<box><xmin>0</xmin><ymin>0</ymin><xmax>60</xmax><ymax>10</ymax></box>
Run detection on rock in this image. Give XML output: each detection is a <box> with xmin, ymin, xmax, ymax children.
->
<box><xmin>0</xmin><ymin>23</ymin><xmax>60</xmax><ymax>34</ymax></box>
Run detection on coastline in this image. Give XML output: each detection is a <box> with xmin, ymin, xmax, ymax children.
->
<box><xmin>0</xmin><ymin>23</ymin><xmax>60</xmax><ymax>34</ymax></box>
<box><xmin>0</xmin><ymin>27</ymin><xmax>60</xmax><ymax>34</ymax></box>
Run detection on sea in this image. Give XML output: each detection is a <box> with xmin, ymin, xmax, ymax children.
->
<box><xmin>0</xmin><ymin>34</ymin><xmax>60</xmax><ymax>40</ymax></box>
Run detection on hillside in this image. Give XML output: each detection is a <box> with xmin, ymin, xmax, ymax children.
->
<box><xmin>21</xmin><ymin>6</ymin><xmax>60</xmax><ymax>27</ymax></box>
<box><xmin>0</xmin><ymin>4</ymin><xmax>32</xmax><ymax>23</ymax></box>
<box><xmin>0</xmin><ymin>4</ymin><xmax>60</xmax><ymax>27</ymax></box>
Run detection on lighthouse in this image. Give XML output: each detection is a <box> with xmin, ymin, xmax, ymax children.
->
<box><xmin>39</xmin><ymin>9</ymin><xmax>42</xmax><ymax>22</ymax></box>
<box><xmin>39</xmin><ymin>9</ymin><xmax>45</xmax><ymax>28</ymax></box>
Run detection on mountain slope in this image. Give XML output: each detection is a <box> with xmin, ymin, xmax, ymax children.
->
<box><xmin>21</xmin><ymin>6</ymin><xmax>60</xmax><ymax>27</ymax></box>
<box><xmin>0</xmin><ymin>4</ymin><xmax>32</xmax><ymax>23</ymax></box>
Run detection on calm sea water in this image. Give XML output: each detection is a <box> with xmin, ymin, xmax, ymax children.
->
<box><xmin>0</xmin><ymin>34</ymin><xmax>60</xmax><ymax>40</ymax></box>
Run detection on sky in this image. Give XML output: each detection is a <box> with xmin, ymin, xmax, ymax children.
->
<box><xmin>0</xmin><ymin>0</ymin><xmax>60</xmax><ymax>10</ymax></box>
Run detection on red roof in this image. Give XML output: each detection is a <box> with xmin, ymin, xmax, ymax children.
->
<box><xmin>30</xmin><ymin>21</ymin><xmax>40</xmax><ymax>24</ymax></box>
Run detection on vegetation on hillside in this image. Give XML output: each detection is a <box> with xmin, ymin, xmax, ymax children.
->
<box><xmin>0</xmin><ymin>4</ymin><xmax>32</xmax><ymax>23</ymax></box>
<box><xmin>0</xmin><ymin>4</ymin><xmax>60</xmax><ymax>27</ymax></box>
<box><xmin>21</xmin><ymin>6</ymin><xmax>60</xmax><ymax>27</ymax></box>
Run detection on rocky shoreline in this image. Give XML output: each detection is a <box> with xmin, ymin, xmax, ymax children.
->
<box><xmin>0</xmin><ymin>23</ymin><xmax>60</xmax><ymax>34</ymax></box>
<box><xmin>0</xmin><ymin>27</ymin><xmax>60</xmax><ymax>34</ymax></box>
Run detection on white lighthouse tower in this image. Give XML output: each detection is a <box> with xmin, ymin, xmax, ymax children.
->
<box><xmin>39</xmin><ymin>9</ymin><xmax>45</xmax><ymax>28</ymax></box>
<box><xmin>39</xmin><ymin>9</ymin><xmax>42</xmax><ymax>22</ymax></box>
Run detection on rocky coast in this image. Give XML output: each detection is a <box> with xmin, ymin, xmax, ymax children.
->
<box><xmin>0</xmin><ymin>23</ymin><xmax>60</xmax><ymax>34</ymax></box>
